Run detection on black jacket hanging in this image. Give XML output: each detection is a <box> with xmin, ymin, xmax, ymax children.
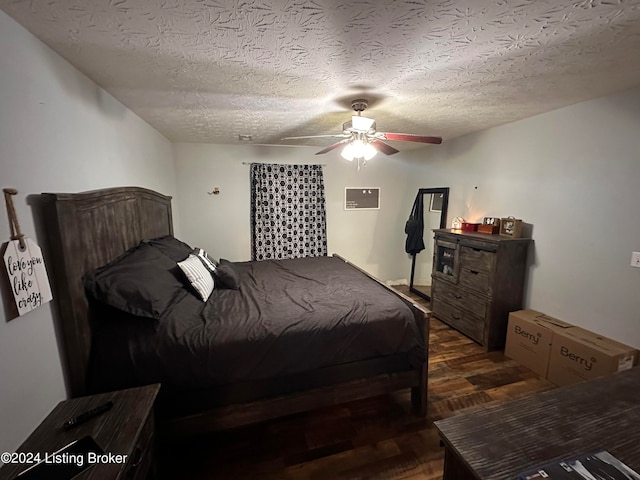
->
<box><xmin>405</xmin><ymin>192</ymin><xmax>425</xmax><ymax>254</ymax></box>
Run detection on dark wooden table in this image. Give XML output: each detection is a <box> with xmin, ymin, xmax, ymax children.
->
<box><xmin>0</xmin><ymin>384</ymin><xmax>160</xmax><ymax>480</ymax></box>
<box><xmin>434</xmin><ymin>368</ymin><xmax>640</xmax><ymax>480</ymax></box>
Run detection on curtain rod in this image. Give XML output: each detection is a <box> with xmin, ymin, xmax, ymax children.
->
<box><xmin>241</xmin><ymin>162</ymin><xmax>327</xmax><ymax>166</ymax></box>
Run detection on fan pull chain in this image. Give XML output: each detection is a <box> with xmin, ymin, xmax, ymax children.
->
<box><xmin>3</xmin><ymin>188</ymin><xmax>26</xmax><ymax>250</ymax></box>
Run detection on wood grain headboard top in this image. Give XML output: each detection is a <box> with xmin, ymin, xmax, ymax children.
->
<box><xmin>42</xmin><ymin>186</ymin><xmax>173</xmax><ymax>397</ymax></box>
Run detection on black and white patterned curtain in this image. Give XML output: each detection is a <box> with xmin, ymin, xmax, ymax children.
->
<box><xmin>250</xmin><ymin>163</ymin><xmax>327</xmax><ymax>261</ymax></box>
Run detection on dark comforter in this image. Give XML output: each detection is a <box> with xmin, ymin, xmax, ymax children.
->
<box><xmin>89</xmin><ymin>255</ymin><xmax>425</xmax><ymax>393</ymax></box>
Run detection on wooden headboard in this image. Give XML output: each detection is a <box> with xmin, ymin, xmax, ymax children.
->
<box><xmin>42</xmin><ymin>187</ymin><xmax>173</xmax><ymax>398</ymax></box>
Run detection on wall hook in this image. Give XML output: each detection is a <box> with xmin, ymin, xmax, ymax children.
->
<box><xmin>207</xmin><ymin>187</ymin><xmax>220</xmax><ymax>195</ymax></box>
<box><xmin>3</xmin><ymin>187</ymin><xmax>26</xmax><ymax>250</ymax></box>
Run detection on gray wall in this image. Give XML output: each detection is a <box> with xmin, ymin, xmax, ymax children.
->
<box><xmin>0</xmin><ymin>11</ymin><xmax>177</xmax><ymax>455</ymax></box>
<box><xmin>404</xmin><ymin>86</ymin><xmax>640</xmax><ymax>348</ymax></box>
<box><xmin>172</xmin><ymin>143</ymin><xmax>417</xmax><ymax>282</ymax></box>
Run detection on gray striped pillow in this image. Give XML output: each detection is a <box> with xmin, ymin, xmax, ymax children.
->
<box><xmin>193</xmin><ymin>248</ymin><xmax>217</xmax><ymax>273</ymax></box>
<box><xmin>178</xmin><ymin>254</ymin><xmax>215</xmax><ymax>301</ymax></box>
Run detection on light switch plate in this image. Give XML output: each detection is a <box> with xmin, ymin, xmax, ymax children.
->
<box><xmin>631</xmin><ymin>252</ymin><xmax>640</xmax><ymax>268</ymax></box>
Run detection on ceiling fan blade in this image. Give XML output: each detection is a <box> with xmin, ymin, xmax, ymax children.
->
<box><xmin>282</xmin><ymin>134</ymin><xmax>350</xmax><ymax>140</ymax></box>
<box><xmin>379</xmin><ymin>133</ymin><xmax>442</xmax><ymax>144</ymax></box>
<box><xmin>280</xmin><ymin>133</ymin><xmax>351</xmax><ymax>140</ymax></box>
<box><xmin>315</xmin><ymin>139</ymin><xmax>350</xmax><ymax>155</ymax></box>
<box><xmin>371</xmin><ymin>139</ymin><xmax>400</xmax><ymax>155</ymax></box>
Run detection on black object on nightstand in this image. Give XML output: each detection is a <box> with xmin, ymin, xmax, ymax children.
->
<box><xmin>0</xmin><ymin>384</ymin><xmax>160</xmax><ymax>480</ymax></box>
<box><xmin>62</xmin><ymin>400</ymin><xmax>113</xmax><ymax>430</ymax></box>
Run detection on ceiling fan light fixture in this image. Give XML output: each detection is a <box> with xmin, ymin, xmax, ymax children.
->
<box><xmin>351</xmin><ymin>115</ymin><xmax>375</xmax><ymax>132</ymax></box>
<box><xmin>351</xmin><ymin>139</ymin><xmax>367</xmax><ymax>158</ymax></box>
<box><xmin>363</xmin><ymin>143</ymin><xmax>376</xmax><ymax>161</ymax></box>
<box><xmin>341</xmin><ymin>138</ymin><xmax>377</xmax><ymax>162</ymax></box>
<box><xmin>341</xmin><ymin>143</ymin><xmax>355</xmax><ymax>161</ymax></box>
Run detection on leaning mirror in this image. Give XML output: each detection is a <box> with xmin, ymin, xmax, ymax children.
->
<box><xmin>408</xmin><ymin>187</ymin><xmax>449</xmax><ymax>301</ymax></box>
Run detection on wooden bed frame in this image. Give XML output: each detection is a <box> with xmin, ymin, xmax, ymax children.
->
<box><xmin>42</xmin><ymin>186</ymin><xmax>430</xmax><ymax>435</ymax></box>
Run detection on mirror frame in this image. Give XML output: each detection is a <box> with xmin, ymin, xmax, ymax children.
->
<box><xmin>409</xmin><ymin>187</ymin><xmax>449</xmax><ymax>302</ymax></box>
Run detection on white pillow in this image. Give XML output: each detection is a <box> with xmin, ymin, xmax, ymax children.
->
<box><xmin>178</xmin><ymin>254</ymin><xmax>215</xmax><ymax>301</ymax></box>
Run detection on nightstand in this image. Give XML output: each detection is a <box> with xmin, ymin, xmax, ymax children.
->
<box><xmin>0</xmin><ymin>384</ymin><xmax>160</xmax><ymax>480</ymax></box>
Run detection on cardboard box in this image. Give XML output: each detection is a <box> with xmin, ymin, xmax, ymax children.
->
<box><xmin>547</xmin><ymin>326</ymin><xmax>638</xmax><ymax>387</ymax></box>
<box><xmin>505</xmin><ymin>310</ymin><xmax>574</xmax><ymax>377</ymax></box>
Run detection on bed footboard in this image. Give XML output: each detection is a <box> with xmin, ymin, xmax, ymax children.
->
<box><xmin>332</xmin><ymin>254</ymin><xmax>430</xmax><ymax>418</ymax></box>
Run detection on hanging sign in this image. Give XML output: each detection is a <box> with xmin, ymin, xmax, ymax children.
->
<box><xmin>3</xmin><ymin>238</ymin><xmax>53</xmax><ymax>315</ymax></box>
<box><xmin>2</xmin><ymin>188</ymin><xmax>53</xmax><ymax>317</ymax></box>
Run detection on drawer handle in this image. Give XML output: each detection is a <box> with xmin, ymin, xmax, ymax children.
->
<box><xmin>454</xmin><ymin>294</ymin><xmax>462</xmax><ymax>300</ymax></box>
<box><xmin>452</xmin><ymin>314</ymin><xmax>461</xmax><ymax>320</ymax></box>
<box><xmin>469</xmin><ymin>270</ymin><xmax>479</xmax><ymax>275</ymax></box>
<box><xmin>130</xmin><ymin>447</ymin><xmax>143</xmax><ymax>468</ymax></box>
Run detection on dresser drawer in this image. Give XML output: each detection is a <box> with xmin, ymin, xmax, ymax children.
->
<box><xmin>459</xmin><ymin>267</ymin><xmax>492</xmax><ymax>295</ymax></box>
<box><xmin>432</xmin><ymin>281</ymin><xmax>487</xmax><ymax>318</ymax></box>
<box><xmin>460</xmin><ymin>246</ymin><xmax>494</xmax><ymax>272</ymax></box>
<box><xmin>432</xmin><ymin>297</ymin><xmax>484</xmax><ymax>343</ymax></box>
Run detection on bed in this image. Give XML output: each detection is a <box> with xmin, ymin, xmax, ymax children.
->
<box><xmin>41</xmin><ymin>186</ymin><xmax>429</xmax><ymax>435</ymax></box>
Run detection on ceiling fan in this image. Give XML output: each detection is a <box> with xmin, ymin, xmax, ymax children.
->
<box><xmin>282</xmin><ymin>99</ymin><xmax>442</xmax><ymax>166</ymax></box>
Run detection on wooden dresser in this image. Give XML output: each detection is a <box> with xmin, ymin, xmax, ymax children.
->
<box><xmin>0</xmin><ymin>384</ymin><xmax>160</xmax><ymax>480</ymax></box>
<box><xmin>430</xmin><ymin>229</ymin><xmax>531</xmax><ymax>350</ymax></box>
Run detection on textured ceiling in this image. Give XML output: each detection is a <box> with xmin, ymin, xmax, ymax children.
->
<box><xmin>2</xmin><ymin>0</ymin><xmax>640</xmax><ymax>150</ymax></box>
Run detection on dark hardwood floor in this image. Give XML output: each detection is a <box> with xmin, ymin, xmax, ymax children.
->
<box><xmin>158</xmin><ymin>288</ymin><xmax>556</xmax><ymax>480</ymax></box>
